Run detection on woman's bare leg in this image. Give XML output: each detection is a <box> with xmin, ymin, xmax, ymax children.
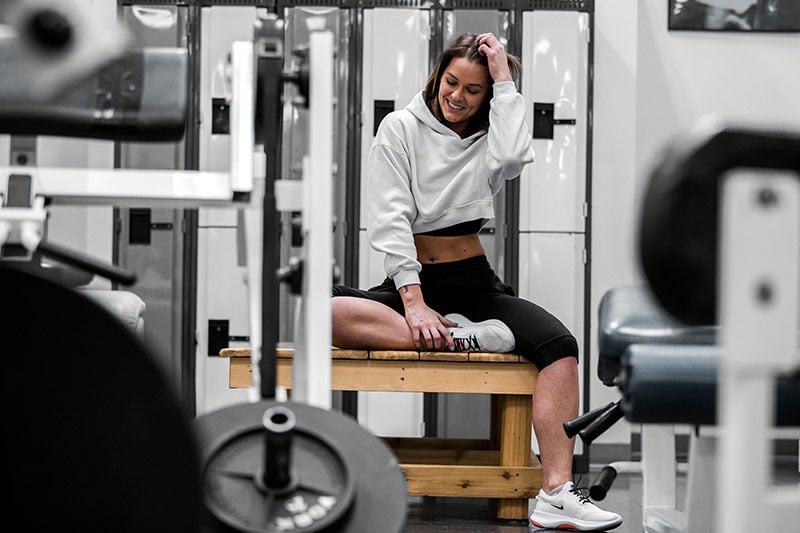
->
<box><xmin>332</xmin><ymin>296</ymin><xmax>416</xmax><ymax>349</ymax></box>
<box><xmin>533</xmin><ymin>356</ymin><xmax>580</xmax><ymax>493</ymax></box>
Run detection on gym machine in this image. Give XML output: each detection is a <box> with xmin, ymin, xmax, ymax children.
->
<box><xmin>2</xmin><ymin>2</ymin><xmax>406</xmax><ymax>531</ymax></box>
<box><xmin>564</xmin><ymin>118</ymin><xmax>800</xmax><ymax>533</ymax></box>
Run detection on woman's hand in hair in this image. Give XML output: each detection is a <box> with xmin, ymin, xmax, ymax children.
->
<box><xmin>476</xmin><ymin>33</ymin><xmax>512</xmax><ymax>83</ymax></box>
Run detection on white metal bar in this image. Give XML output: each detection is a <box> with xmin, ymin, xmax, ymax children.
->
<box><xmin>229</xmin><ymin>40</ymin><xmax>255</xmax><ymax>196</ymax></box>
<box><xmin>291</xmin><ymin>30</ymin><xmax>334</xmax><ymax>410</ymax></box>
<box><xmin>716</xmin><ymin>169</ymin><xmax>800</xmax><ymax>533</ymax></box>
<box><xmin>0</xmin><ymin>167</ymin><xmax>241</xmax><ymax>206</ymax></box>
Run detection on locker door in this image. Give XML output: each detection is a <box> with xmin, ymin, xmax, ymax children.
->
<box><xmin>520</xmin><ymin>10</ymin><xmax>589</xmax><ymax>233</ymax></box>
<box><xmin>518</xmin><ymin>10</ymin><xmax>590</xmax><ymax>454</ymax></box>
<box><xmin>117</xmin><ymin>4</ymin><xmax>189</xmax><ymax>395</ymax></box>
<box><xmin>196</xmin><ymin>6</ymin><xmax>258</xmax><ymax>415</ymax></box>
<box><xmin>358</xmin><ymin>8</ymin><xmax>430</xmax><ymax>290</ymax></box>
<box><xmin>357</xmin><ymin>8</ymin><xmax>430</xmax><ymax>438</ymax></box>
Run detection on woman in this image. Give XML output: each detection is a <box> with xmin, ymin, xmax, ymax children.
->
<box><xmin>332</xmin><ymin>33</ymin><xmax>622</xmax><ymax>531</ymax></box>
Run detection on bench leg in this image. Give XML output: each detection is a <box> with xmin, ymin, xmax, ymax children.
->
<box><xmin>496</xmin><ymin>393</ymin><xmax>534</xmax><ymax>520</ymax></box>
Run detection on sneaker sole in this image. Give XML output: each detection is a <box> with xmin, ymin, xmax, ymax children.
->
<box><xmin>529</xmin><ymin>513</ymin><xmax>623</xmax><ymax>531</ymax></box>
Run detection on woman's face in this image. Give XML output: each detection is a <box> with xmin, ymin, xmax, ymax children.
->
<box><xmin>437</xmin><ymin>57</ymin><xmax>490</xmax><ymax>137</ymax></box>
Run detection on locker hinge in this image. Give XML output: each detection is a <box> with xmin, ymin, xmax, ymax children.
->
<box><xmin>582</xmin><ymin>248</ymin><xmax>588</xmax><ymax>265</ymax></box>
<box><xmin>583</xmin><ymin>202</ymin><xmax>589</xmax><ymax>218</ymax></box>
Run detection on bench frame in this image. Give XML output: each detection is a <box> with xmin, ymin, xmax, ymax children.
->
<box><xmin>221</xmin><ymin>347</ymin><xmax>541</xmax><ymax>520</ymax></box>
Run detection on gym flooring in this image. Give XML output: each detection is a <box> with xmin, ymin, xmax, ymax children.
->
<box><xmin>403</xmin><ymin>453</ymin><xmax>800</xmax><ymax>532</ymax></box>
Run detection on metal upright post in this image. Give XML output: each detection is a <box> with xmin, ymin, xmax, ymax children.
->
<box><xmin>254</xmin><ymin>14</ymin><xmax>286</xmax><ymax>400</ymax></box>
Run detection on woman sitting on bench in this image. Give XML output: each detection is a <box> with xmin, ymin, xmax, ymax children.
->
<box><xmin>331</xmin><ymin>32</ymin><xmax>622</xmax><ymax>531</ymax></box>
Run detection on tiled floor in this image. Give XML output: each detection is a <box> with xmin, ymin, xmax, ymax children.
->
<box><xmin>402</xmin><ymin>456</ymin><xmax>799</xmax><ymax>532</ymax></box>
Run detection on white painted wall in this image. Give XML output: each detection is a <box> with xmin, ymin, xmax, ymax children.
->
<box><xmin>589</xmin><ymin>0</ymin><xmax>800</xmax><ymax>444</ymax></box>
<box><xmin>589</xmin><ymin>0</ymin><xmax>640</xmax><ymax>444</ymax></box>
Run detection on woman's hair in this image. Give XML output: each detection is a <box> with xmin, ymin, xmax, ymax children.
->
<box><xmin>423</xmin><ymin>33</ymin><xmax>522</xmax><ymax>136</ymax></box>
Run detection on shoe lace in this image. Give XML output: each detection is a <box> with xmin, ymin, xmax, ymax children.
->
<box><xmin>570</xmin><ymin>474</ymin><xmax>592</xmax><ymax>505</ymax></box>
<box><xmin>453</xmin><ymin>334</ymin><xmax>480</xmax><ymax>352</ymax></box>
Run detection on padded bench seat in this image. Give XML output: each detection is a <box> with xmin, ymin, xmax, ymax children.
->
<box><xmin>599</xmin><ymin>285</ymin><xmax>799</xmax><ymax>426</ymax></box>
<box><xmin>219</xmin><ymin>346</ymin><xmax>541</xmax><ymax>520</ymax></box>
<box><xmin>598</xmin><ymin>284</ymin><xmax>716</xmax><ymax>385</ymax></box>
<box><xmin>622</xmin><ymin>344</ymin><xmax>800</xmax><ymax>426</ymax></box>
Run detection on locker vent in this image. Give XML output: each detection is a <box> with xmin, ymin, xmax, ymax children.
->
<box><xmin>364</xmin><ymin>0</ymin><xmax>432</xmax><ymax>8</ymax></box>
<box><xmin>198</xmin><ymin>0</ymin><xmax>272</xmax><ymax>5</ymax></box>
<box><xmin>278</xmin><ymin>0</ymin><xmax>358</xmax><ymax>7</ymax></box>
<box><xmin>117</xmin><ymin>0</ymin><xmax>191</xmax><ymax>5</ymax></box>
<box><xmin>446</xmin><ymin>0</ymin><xmax>513</xmax><ymax>9</ymax></box>
<box><xmin>118</xmin><ymin>1</ymin><xmax>273</xmax><ymax>5</ymax></box>
<box><xmin>524</xmin><ymin>0</ymin><xmax>593</xmax><ymax>11</ymax></box>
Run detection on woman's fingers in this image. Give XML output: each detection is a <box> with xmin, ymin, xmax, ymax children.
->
<box><xmin>414</xmin><ymin>324</ymin><xmax>453</xmax><ymax>350</ymax></box>
<box><xmin>476</xmin><ymin>33</ymin><xmax>512</xmax><ymax>82</ymax></box>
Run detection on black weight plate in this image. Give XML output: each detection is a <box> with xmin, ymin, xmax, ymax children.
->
<box><xmin>203</xmin><ymin>417</ymin><xmax>354</xmax><ymax>532</ymax></box>
<box><xmin>196</xmin><ymin>400</ymin><xmax>408</xmax><ymax>533</ymax></box>
<box><xmin>2</xmin><ymin>265</ymin><xmax>203</xmax><ymax>532</ymax></box>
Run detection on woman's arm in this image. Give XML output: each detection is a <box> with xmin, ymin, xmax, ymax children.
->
<box><xmin>477</xmin><ymin>33</ymin><xmax>535</xmax><ymax>192</ymax></box>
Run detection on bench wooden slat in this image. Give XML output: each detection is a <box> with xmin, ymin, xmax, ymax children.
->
<box><xmin>221</xmin><ymin>347</ymin><xmax>525</xmax><ymax>363</ymax></box>
<box><xmin>469</xmin><ymin>352</ymin><xmax>521</xmax><ymax>363</ymax></box>
<box><xmin>229</xmin><ymin>358</ymin><xmax>537</xmax><ymax>394</ymax></box>
<box><xmin>420</xmin><ymin>351</ymin><xmax>469</xmax><ymax>362</ymax></box>
<box><xmin>219</xmin><ymin>347</ymin><xmax>250</xmax><ymax>358</ymax></box>
<box><xmin>369</xmin><ymin>350</ymin><xmax>419</xmax><ymax>360</ymax></box>
<box><xmin>402</xmin><ymin>464</ymin><xmax>540</xmax><ymax>499</ymax></box>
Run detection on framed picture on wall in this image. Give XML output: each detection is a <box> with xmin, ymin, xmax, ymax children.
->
<box><xmin>669</xmin><ymin>0</ymin><xmax>800</xmax><ymax>31</ymax></box>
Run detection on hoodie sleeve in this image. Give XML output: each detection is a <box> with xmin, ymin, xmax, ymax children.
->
<box><xmin>366</xmin><ymin>116</ymin><xmax>422</xmax><ymax>289</ymax></box>
<box><xmin>485</xmin><ymin>81</ymin><xmax>535</xmax><ymax>194</ymax></box>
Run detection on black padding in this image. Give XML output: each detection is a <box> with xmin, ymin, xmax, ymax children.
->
<box><xmin>621</xmin><ymin>344</ymin><xmax>800</xmax><ymax>426</ymax></box>
<box><xmin>0</xmin><ymin>48</ymin><xmax>187</xmax><ymax>141</ymax></box>
<box><xmin>597</xmin><ymin>284</ymin><xmax>716</xmax><ymax>385</ymax></box>
<box><xmin>2</xmin><ymin>266</ymin><xmax>203</xmax><ymax>532</ymax></box>
<box><xmin>638</xmin><ymin>122</ymin><xmax>800</xmax><ymax>325</ymax></box>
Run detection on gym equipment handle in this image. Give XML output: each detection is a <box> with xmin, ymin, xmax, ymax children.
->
<box><xmin>38</xmin><ymin>240</ymin><xmax>137</xmax><ymax>286</ymax></box>
<box><xmin>563</xmin><ymin>401</ymin><xmax>616</xmax><ymax>438</ymax></box>
<box><xmin>578</xmin><ymin>401</ymin><xmax>624</xmax><ymax>445</ymax></box>
<box><xmin>589</xmin><ymin>465</ymin><xmax>618</xmax><ymax>501</ymax></box>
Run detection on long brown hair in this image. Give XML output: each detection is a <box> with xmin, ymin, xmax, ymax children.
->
<box><xmin>423</xmin><ymin>33</ymin><xmax>522</xmax><ymax>136</ymax></box>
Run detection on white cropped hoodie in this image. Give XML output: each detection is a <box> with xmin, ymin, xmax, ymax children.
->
<box><xmin>366</xmin><ymin>80</ymin><xmax>535</xmax><ymax>289</ymax></box>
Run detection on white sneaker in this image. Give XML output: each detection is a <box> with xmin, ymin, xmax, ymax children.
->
<box><xmin>444</xmin><ymin>313</ymin><xmax>515</xmax><ymax>353</ymax></box>
<box><xmin>529</xmin><ymin>481</ymin><xmax>623</xmax><ymax>531</ymax></box>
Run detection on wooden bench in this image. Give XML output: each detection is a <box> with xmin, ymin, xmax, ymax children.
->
<box><xmin>220</xmin><ymin>346</ymin><xmax>541</xmax><ymax>520</ymax></box>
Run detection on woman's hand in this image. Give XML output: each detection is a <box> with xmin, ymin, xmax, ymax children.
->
<box><xmin>476</xmin><ymin>33</ymin><xmax>512</xmax><ymax>83</ymax></box>
<box><xmin>399</xmin><ymin>284</ymin><xmax>458</xmax><ymax>350</ymax></box>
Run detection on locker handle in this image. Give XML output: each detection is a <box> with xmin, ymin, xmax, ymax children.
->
<box><xmin>533</xmin><ymin>102</ymin><xmax>577</xmax><ymax>139</ymax></box>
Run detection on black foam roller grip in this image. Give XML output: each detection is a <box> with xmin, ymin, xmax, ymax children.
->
<box><xmin>563</xmin><ymin>401</ymin><xmax>616</xmax><ymax>438</ymax></box>
<box><xmin>578</xmin><ymin>401</ymin><xmax>624</xmax><ymax>445</ymax></box>
<box><xmin>589</xmin><ymin>465</ymin><xmax>618</xmax><ymax>501</ymax></box>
